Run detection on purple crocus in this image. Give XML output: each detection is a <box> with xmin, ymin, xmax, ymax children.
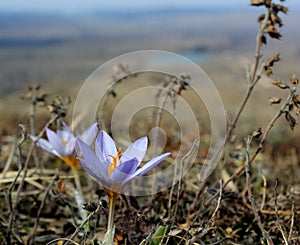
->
<box><xmin>31</xmin><ymin>121</ymin><xmax>98</xmax><ymax>170</ymax></box>
<box><xmin>76</xmin><ymin>130</ymin><xmax>170</xmax><ymax>194</ymax></box>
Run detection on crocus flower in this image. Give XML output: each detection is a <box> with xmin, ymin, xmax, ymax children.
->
<box><xmin>77</xmin><ymin>130</ymin><xmax>170</xmax><ymax>244</ymax></box>
<box><xmin>31</xmin><ymin>121</ymin><xmax>98</xmax><ymax>171</ymax></box>
<box><xmin>76</xmin><ymin>130</ymin><xmax>170</xmax><ymax>194</ymax></box>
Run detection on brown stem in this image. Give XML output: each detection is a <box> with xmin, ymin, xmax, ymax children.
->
<box><xmin>226</xmin><ymin>91</ymin><xmax>292</xmax><ymax>182</ymax></box>
<box><xmin>244</xmin><ymin>136</ymin><xmax>274</xmax><ymax>245</ymax></box>
<box><xmin>28</xmin><ymin>172</ymin><xmax>59</xmax><ymax>244</ymax></box>
<box><xmin>226</xmin><ymin>11</ymin><xmax>269</xmax><ymax>141</ymax></box>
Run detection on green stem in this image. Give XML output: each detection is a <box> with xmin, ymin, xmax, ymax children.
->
<box><xmin>106</xmin><ymin>196</ymin><xmax>116</xmax><ymax>245</ymax></box>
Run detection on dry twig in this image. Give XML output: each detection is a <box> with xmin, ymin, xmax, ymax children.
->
<box><xmin>244</xmin><ymin>136</ymin><xmax>274</xmax><ymax>245</ymax></box>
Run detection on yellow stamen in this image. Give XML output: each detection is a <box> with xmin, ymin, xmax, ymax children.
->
<box><xmin>107</xmin><ymin>148</ymin><xmax>123</xmax><ymax>176</ymax></box>
<box><xmin>61</xmin><ymin>138</ymin><xmax>67</xmax><ymax>146</ymax></box>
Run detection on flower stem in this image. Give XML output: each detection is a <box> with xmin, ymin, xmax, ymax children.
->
<box><xmin>106</xmin><ymin>196</ymin><xmax>116</xmax><ymax>245</ymax></box>
<box><xmin>72</xmin><ymin>167</ymin><xmax>89</xmax><ymax>231</ymax></box>
<box><xmin>72</xmin><ymin>167</ymin><xmax>82</xmax><ymax>194</ymax></box>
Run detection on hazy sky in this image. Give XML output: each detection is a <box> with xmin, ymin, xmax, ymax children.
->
<box><xmin>1</xmin><ymin>0</ymin><xmax>299</xmax><ymax>13</ymax></box>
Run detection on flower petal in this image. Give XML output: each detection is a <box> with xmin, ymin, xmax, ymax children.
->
<box><xmin>96</xmin><ymin>130</ymin><xmax>117</xmax><ymax>163</ymax></box>
<box><xmin>58</xmin><ymin>122</ymin><xmax>76</xmax><ymax>155</ymax></box>
<box><xmin>31</xmin><ymin>135</ymin><xmax>61</xmax><ymax>158</ymax></box>
<box><xmin>65</xmin><ymin>139</ymin><xmax>76</xmax><ymax>156</ymax></box>
<box><xmin>57</xmin><ymin>121</ymin><xmax>74</xmax><ymax>141</ymax></box>
<box><xmin>121</xmin><ymin>136</ymin><xmax>148</xmax><ymax>165</ymax></box>
<box><xmin>46</xmin><ymin>128</ymin><xmax>67</xmax><ymax>156</ymax></box>
<box><xmin>127</xmin><ymin>152</ymin><xmax>171</xmax><ymax>182</ymax></box>
<box><xmin>76</xmin><ymin>138</ymin><xmax>110</xmax><ymax>185</ymax></box>
<box><xmin>79</xmin><ymin>122</ymin><xmax>98</xmax><ymax>146</ymax></box>
<box><xmin>78</xmin><ymin>157</ymin><xmax>108</xmax><ymax>185</ymax></box>
<box><xmin>110</xmin><ymin>158</ymin><xmax>139</xmax><ymax>184</ymax></box>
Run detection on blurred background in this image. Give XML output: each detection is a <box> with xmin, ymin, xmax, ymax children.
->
<box><xmin>0</xmin><ymin>0</ymin><xmax>300</xmax><ymax>139</ymax></box>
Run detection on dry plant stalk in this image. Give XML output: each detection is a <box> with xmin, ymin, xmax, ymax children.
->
<box><xmin>203</xmin><ymin>0</ymin><xmax>297</xmax><ymax>211</ymax></box>
<box><xmin>244</xmin><ymin>136</ymin><xmax>274</xmax><ymax>245</ymax></box>
<box><xmin>223</xmin><ymin>83</ymin><xmax>298</xmax><ymax>188</ymax></box>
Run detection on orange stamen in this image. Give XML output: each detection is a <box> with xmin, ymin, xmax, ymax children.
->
<box><xmin>61</xmin><ymin>138</ymin><xmax>67</xmax><ymax>146</ymax></box>
<box><xmin>107</xmin><ymin>148</ymin><xmax>123</xmax><ymax>176</ymax></box>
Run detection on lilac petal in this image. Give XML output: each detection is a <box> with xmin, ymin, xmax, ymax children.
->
<box><xmin>57</xmin><ymin>121</ymin><xmax>74</xmax><ymax>141</ymax></box>
<box><xmin>78</xmin><ymin>157</ymin><xmax>108</xmax><ymax>185</ymax></box>
<box><xmin>46</xmin><ymin>128</ymin><xmax>67</xmax><ymax>156</ymax></box>
<box><xmin>76</xmin><ymin>139</ymin><xmax>110</xmax><ymax>184</ymax></box>
<box><xmin>96</xmin><ymin>130</ymin><xmax>117</xmax><ymax>163</ymax></box>
<box><xmin>94</xmin><ymin>131</ymin><xmax>111</xmax><ymax>166</ymax></box>
<box><xmin>127</xmin><ymin>152</ymin><xmax>171</xmax><ymax>182</ymax></box>
<box><xmin>31</xmin><ymin>135</ymin><xmax>61</xmax><ymax>157</ymax></box>
<box><xmin>110</xmin><ymin>158</ymin><xmax>139</xmax><ymax>184</ymax></box>
<box><xmin>65</xmin><ymin>139</ymin><xmax>76</xmax><ymax>156</ymax></box>
<box><xmin>121</xmin><ymin>136</ymin><xmax>148</xmax><ymax>165</ymax></box>
<box><xmin>79</xmin><ymin>122</ymin><xmax>98</xmax><ymax>146</ymax></box>
<box><xmin>58</xmin><ymin>122</ymin><xmax>75</xmax><ymax>153</ymax></box>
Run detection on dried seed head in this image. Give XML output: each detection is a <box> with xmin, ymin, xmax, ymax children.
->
<box><xmin>250</xmin><ymin>0</ymin><xmax>265</xmax><ymax>6</ymax></box>
<box><xmin>273</xmin><ymin>4</ymin><xmax>288</xmax><ymax>14</ymax></box>
<box><xmin>265</xmin><ymin>68</ymin><xmax>273</xmax><ymax>76</ymax></box>
<box><xmin>269</xmin><ymin>97</ymin><xmax>281</xmax><ymax>104</ymax></box>
<box><xmin>272</xmin><ymin>80</ymin><xmax>290</xmax><ymax>89</ymax></box>
<box><xmin>258</xmin><ymin>14</ymin><xmax>265</xmax><ymax>23</ymax></box>
<box><xmin>252</xmin><ymin>127</ymin><xmax>263</xmax><ymax>139</ymax></box>
<box><xmin>294</xmin><ymin>107</ymin><xmax>300</xmax><ymax>116</ymax></box>
<box><xmin>270</xmin><ymin>13</ymin><xmax>283</xmax><ymax>26</ymax></box>
<box><xmin>261</xmin><ymin>35</ymin><xmax>267</xmax><ymax>45</ymax></box>
<box><xmin>265</xmin><ymin>0</ymin><xmax>271</xmax><ymax>8</ymax></box>
<box><xmin>290</xmin><ymin>74</ymin><xmax>299</xmax><ymax>85</ymax></box>
<box><xmin>264</xmin><ymin>25</ymin><xmax>282</xmax><ymax>39</ymax></box>
<box><xmin>292</xmin><ymin>95</ymin><xmax>300</xmax><ymax>105</ymax></box>
<box><xmin>285</xmin><ymin>112</ymin><xmax>297</xmax><ymax>130</ymax></box>
<box><xmin>264</xmin><ymin>54</ymin><xmax>281</xmax><ymax>76</ymax></box>
<box><xmin>266</xmin><ymin>53</ymin><xmax>280</xmax><ymax>67</ymax></box>
<box><xmin>47</xmin><ymin>96</ymin><xmax>70</xmax><ymax>117</ymax></box>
